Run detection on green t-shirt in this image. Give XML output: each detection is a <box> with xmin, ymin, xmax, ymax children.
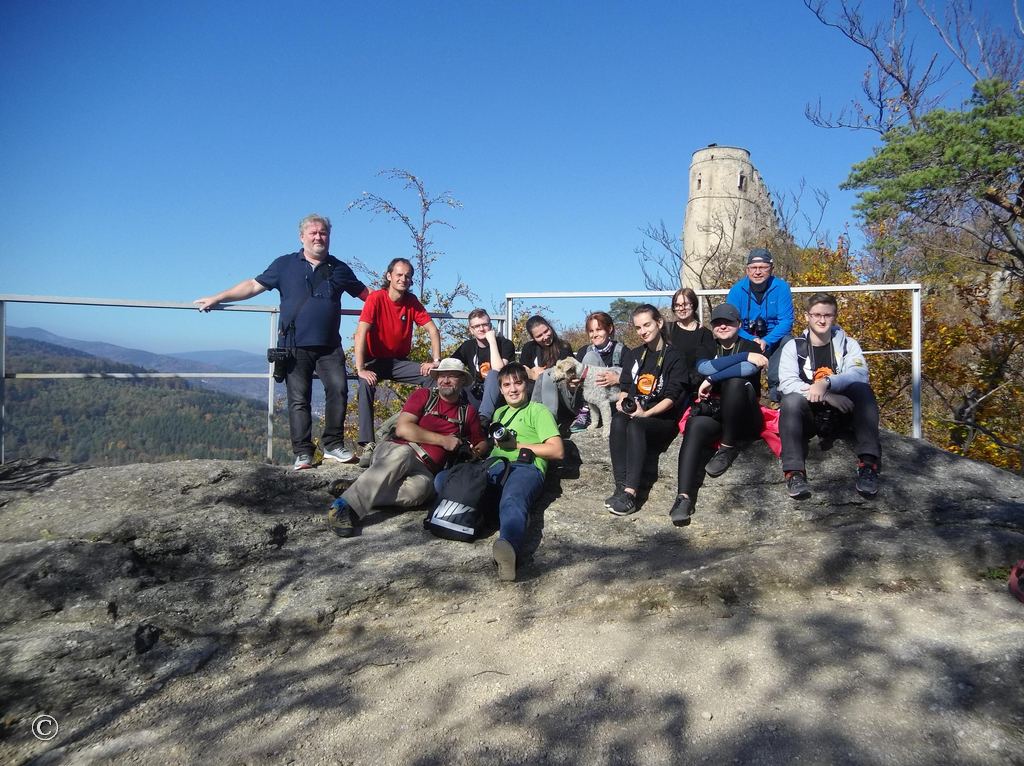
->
<box><xmin>489</xmin><ymin>401</ymin><xmax>560</xmax><ymax>475</ymax></box>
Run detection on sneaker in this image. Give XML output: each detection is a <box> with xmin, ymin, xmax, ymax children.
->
<box><xmin>293</xmin><ymin>454</ymin><xmax>313</xmax><ymax>471</ymax></box>
<box><xmin>322</xmin><ymin>446</ymin><xmax>356</xmax><ymax>464</ymax></box>
<box><xmin>604</xmin><ymin>484</ymin><xmax>625</xmax><ymax>509</ymax></box>
<box><xmin>492</xmin><ymin>538</ymin><xmax>517</xmax><ymax>582</ymax></box>
<box><xmin>786</xmin><ymin>471</ymin><xmax>812</xmax><ymax>500</ymax></box>
<box><xmin>855</xmin><ymin>461</ymin><xmax>879</xmax><ymax>496</ymax></box>
<box><xmin>668</xmin><ymin>494</ymin><xmax>692</xmax><ymax>526</ymax></box>
<box><xmin>705</xmin><ymin>445</ymin><xmax>739</xmax><ymax>478</ymax></box>
<box><xmin>607</xmin><ymin>491</ymin><xmax>637</xmax><ymax>516</ymax></box>
<box><xmin>570</xmin><ymin>406</ymin><xmax>591</xmax><ymax>433</ymax></box>
<box><xmin>358</xmin><ymin>442</ymin><xmax>376</xmax><ymax>468</ymax></box>
<box><xmin>327</xmin><ymin>498</ymin><xmax>361</xmax><ymax>538</ymax></box>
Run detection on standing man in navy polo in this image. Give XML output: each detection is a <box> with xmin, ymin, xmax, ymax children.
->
<box><xmin>195</xmin><ymin>214</ymin><xmax>369</xmax><ymax>470</ymax></box>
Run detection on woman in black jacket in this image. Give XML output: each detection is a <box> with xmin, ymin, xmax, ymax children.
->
<box><xmin>669</xmin><ymin>303</ymin><xmax>767</xmax><ymax>527</ymax></box>
<box><xmin>606</xmin><ymin>304</ymin><xmax>687</xmax><ymax>517</ymax></box>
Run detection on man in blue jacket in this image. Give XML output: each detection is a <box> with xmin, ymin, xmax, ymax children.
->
<box><xmin>195</xmin><ymin>214</ymin><xmax>369</xmax><ymax>470</ymax></box>
<box><xmin>725</xmin><ymin>247</ymin><xmax>794</xmax><ymax>399</ymax></box>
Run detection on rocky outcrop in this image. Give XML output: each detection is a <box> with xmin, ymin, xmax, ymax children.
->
<box><xmin>1</xmin><ymin>431</ymin><xmax>1022</xmax><ymax>765</ymax></box>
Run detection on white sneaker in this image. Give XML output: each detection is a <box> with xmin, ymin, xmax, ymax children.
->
<box><xmin>293</xmin><ymin>454</ymin><xmax>313</xmax><ymax>470</ymax></box>
<box><xmin>492</xmin><ymin>538</ymin><xmax>516</xmax><ymax>582</ymax></box>
<box><xmin>322</xmin><ymin>446</ymin><xmax>355</xmax><ymax>463</ymax></box>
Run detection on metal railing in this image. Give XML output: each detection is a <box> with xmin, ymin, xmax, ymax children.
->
<box><xmin>0</xmin><ymin>295</ymin><xmax>483</xmax><ymax>464</ymax></box>
<box><xmin>504</xmin><ymin>284</ymin><xmax>923</xmax><ymax>438</ymax></box>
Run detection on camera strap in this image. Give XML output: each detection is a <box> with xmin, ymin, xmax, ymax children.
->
<box><xmin>496</xmin><ymin>405</ymin><xmax>525</xmax><ymax>431</ymax></box>
<box><xmin>278</xmin><ymin>260</ymin><xmax>335</xmax><ymax>346</ymax></box>
<box><xmin>628</xmin><ymin>344</ymin><xmax>666</xmax><ymax>400</ymax></box>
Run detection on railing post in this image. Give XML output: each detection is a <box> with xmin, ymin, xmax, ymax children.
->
<box><xmin>1</xmin><ymin>300</ymin><xmax>6</xmax><ymax>464</ymax></box>
<box><xmin>505</xmin><ymin>297</ymin><xmax>513</xmax><ymax>343</ymax></box>
<box><xmin>267</xmin><ymin>311</ymin><xmax>278</xmax><ymax>462</ymax></box>
<box><xmin>912</xmin><ymin>285</ymin><xmax>922</xmax><ymax>439</ymax></box>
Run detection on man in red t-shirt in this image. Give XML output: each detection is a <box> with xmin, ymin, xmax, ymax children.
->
<box><xmin>353</xmin><ymin>258</ymin><xmax>442</xmax><ymax>461</ymax></box>
<box><xmin>328</xmin><ymin>358</ymin><xmax>486</xmax><ymax>538</ymax></box>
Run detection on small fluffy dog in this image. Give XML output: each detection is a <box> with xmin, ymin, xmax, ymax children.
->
<box><xmin>551</xmin><ymin>357</ymin><xmax>622</xmax><ymax>436</ymax></box>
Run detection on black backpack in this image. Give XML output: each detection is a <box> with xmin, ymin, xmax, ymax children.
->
<box><xmin>424</xmin><ymin>456</ymin><xmax>511</xmax><ymax>542</ymax></box>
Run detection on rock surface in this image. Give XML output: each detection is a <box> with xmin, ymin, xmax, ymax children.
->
<box><xmin>1</xmin><ymin>430</ymin><xmax>1022</xmax><ymax>765</ymax></box>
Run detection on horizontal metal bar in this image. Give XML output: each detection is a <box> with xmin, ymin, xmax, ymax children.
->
<box><xmin>7</xmin><ymin>372</ymin><xmax>274</xmax><ymax>380</ymax></box>
<box><xmin>504</xmin><ymin>284</ymin><xmax>921</xmax><ymax>300</ymax></box>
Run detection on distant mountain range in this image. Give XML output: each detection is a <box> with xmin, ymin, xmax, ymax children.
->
<box><xmin>9</xmin><ymin>326</ymin><xmax>274</xmax><ymax>402</ymax></box>
<box><xmin>3</xmin><ymin>336</ymin><xmax>288</xmax><ymax>465</ymax></box>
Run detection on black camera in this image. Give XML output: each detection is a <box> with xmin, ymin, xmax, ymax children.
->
<box><xmin>488</xmin><ymin>422</ymin><xmax>518</xmax><ymax>450</ymax></box>
<box><xmin>267</xmin><ymin>347</ymin><xmax>291</xmax><ymax>383</ymax></box>
<box><xmin>621</xmin><ymin>397</ymin><xmax>638</xmax><ymax>414</ymax></box>
<box><xmin>745</xmin><ymin>317</ymin><xmax>769</xmax><ymax>338</ymax></box>
<box><xmin>690</xmin><ymin>398</ymin><xmax>722</xmax><ymax>420</ymax></box>
<box><xmin>267</xmin><ymin>347</ymin><xmax>291</xmax><ymax>363</ymax></box>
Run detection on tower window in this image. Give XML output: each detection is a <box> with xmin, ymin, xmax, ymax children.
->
<box><xmin>738</xmin><ymin>172</ymin><xmax>747</xmax><ymax>191</ymax></box>
<box><xmin>696</xmin><ymin>173</ymin><xmax>702</xmax><ymax>190</ymax></box>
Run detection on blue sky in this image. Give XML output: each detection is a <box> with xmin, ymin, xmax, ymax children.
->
<box><xmin>0</xmin><ymin>0</ymin><xmax>1003</xmax><ymax>353</ymax></box>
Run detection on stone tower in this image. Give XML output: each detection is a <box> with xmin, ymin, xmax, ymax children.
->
<box><xmin>681</xmin><ymin>145</ymin><xmax>776</xmax><ymax>288</ymax></box>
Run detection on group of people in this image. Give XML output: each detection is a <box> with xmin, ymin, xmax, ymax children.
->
<box><xmin>196</xmin><ymin>216</ymin><xmax>881</xmax><ymax>581</ymax></box>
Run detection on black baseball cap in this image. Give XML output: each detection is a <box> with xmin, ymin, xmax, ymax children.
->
<box><xmin>747</xmin><ymin>248</ymin><xmax>773</xmax><ymax>265</ymax></box>
<box><xmin>710</xmin><ymin>303</ymin><xmax>740</xmax><ymax>324</ymax></box>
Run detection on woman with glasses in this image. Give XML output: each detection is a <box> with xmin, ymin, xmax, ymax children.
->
<box><xmin>669</xmin><ymin>287</ymin><xmax>715</xmax><ymax>402</ymax></box>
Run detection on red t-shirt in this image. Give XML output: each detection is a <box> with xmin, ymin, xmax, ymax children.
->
<box><xmin>358</xmin><ymin>289</ymin><xmax>432</xmax><ymax>359</ymax></box>
<box><xmin>393</xmin><ymin>388</ymin><xmax>484</xmax><ymax>471</ymax></box>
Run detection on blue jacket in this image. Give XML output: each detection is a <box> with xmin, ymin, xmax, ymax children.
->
<box><xmin>256</xmin><ymin>251</ymin><xmax>366</xmax><ymax>348</ymax></box>
<box><xmin>725</xmin><ymin>276</ymin><xmax>794</xmax><ymax>350</ymax></box>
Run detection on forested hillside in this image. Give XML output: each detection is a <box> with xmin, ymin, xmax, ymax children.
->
<box><xmin>4</xmin><ymin>338</ymin><xmax>278</xmax><ymax>464</ymax></box>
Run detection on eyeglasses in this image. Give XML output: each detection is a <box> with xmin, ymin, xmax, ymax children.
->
<box><xmin>469</xmin><ymin>322</ymin><xmax>491</xmax><ymax>330</ymax></box>
<box><xmin>673</xmin><ymin>304</ymin><xmax>694</xmax><ymax>311</ymax></box>
<box><xmin>807</xmin><ymin>313</ymin><xmax>835</xmax><ymax>320</ymax></box>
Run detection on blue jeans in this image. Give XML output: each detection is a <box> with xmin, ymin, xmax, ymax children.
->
<box><xmin>466</xmin><ymin>369</ymin><xmax>503</xmax><ymax>420</ymax></box>
<box><xmin>434</xmin><ymin>461</ymin><xmax>545</xmax><ymax>553</ymax></box>
<box><xmin>285</xmin><ymin>345</ymin><xmax>348</xmax><ymax>455</ymax></box>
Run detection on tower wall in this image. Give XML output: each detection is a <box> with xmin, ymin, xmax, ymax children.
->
<box><xmin>680</xmin><ymin>145</ymin><xmax>775</xmax><ymax>289</ymax></box>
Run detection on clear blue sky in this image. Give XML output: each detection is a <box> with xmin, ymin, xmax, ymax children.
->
<box><xmin>0</xmin><ymin>0</ymin><xmax>999</xmax><ymax>353</ymax></box>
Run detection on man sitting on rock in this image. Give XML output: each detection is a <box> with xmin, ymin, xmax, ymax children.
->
<box><xmin>328</xmin><ymin>358</ymin><xmax>486</xmax><ymax>537</ymax></box>
<box><xmin>451</xmin><ymin>308</ymin><xmax>516</xmax><ymax>428</ymax></box>
<box><xmin>777</xmin><ymin>292</ymin><xmax>881</xmax><ymax>499</ymax></box>
<box><xmin>353</xmin><ymin>257</ymin><xmax>443</xmax><ymax>466</ymax></box>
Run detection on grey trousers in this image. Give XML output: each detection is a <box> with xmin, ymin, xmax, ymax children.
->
<box><xmin>341</xmin><ymin>440</ymin><xmax>436</xmax><ymax>518</ymax></box>
<box><xmin>357</xmin><ymin>358</ymin><xmax>430</xmax><ymax>443</ymax></box>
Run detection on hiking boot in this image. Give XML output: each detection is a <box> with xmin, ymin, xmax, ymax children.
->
<box><xmin>322</xmin><ymin>446</ymin><xmax>356</xmax><ymax>464</ymax></box>
<box><xmin>293</xmin><ymin>453</ymin><xmax>313</xmax><ymax>471</ymax></box>
<box><xmin>492</xmin><ymin>538</ymin><xmax>517</xmax><ymax>582</ymax></box>
<box><xmin>570</xmin><ymin>406</ymin><xmax>591</xmax><ymax>433</ymax></box>
<box><xmin>358</xmin><ymin>442</ymin><xmax>376</xmax><ymax>468</ymax></box>
<box><xmin>786</xmin><ymin>471</ymin><xmax>811</xmax><ymax>500</ymax></box>
<box><xmin>705</xmin><ymin>445</ymin><xmax>739</xmax><ymax>478</ymax></box>
<box><xmin>668</xmin><ymin>494</ymin><xmax>692</xmax><ymax>526</ymax></box>
<box><xmin>327</xmin><ymin>498</ymin><xmax>361</xmax><ymax>538</ymax></box>
<box><xmin>856</xmin><ymin>461</ymin><xmax>879</xmax><ymax>497</ymax></box>
<box><xmin>607</xmin><ymin>491</ymin><xmax>637</xmax><ymax>516</ymax></box>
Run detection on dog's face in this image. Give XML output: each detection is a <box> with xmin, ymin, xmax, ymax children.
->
<box><xmin>552</xmin><ymin>357</ymin><xmax>580</xmax><ymax>382</ymax></box>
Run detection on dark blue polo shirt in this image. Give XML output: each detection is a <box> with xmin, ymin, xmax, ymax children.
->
<box><xmin>256</xmin><ymin>251</ymin><xmax>366</xmax><ymax>348</ymax></box>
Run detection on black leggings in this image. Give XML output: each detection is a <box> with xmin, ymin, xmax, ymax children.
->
<box><xmin>676</xmin><ymin>377</ymin><xmax>762</xmax><ymax>499</ymax></box>
<box><xmin>609</xmin><ymin>411</ymin><xmax>679</xmax><ymax>491</ymax></box>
